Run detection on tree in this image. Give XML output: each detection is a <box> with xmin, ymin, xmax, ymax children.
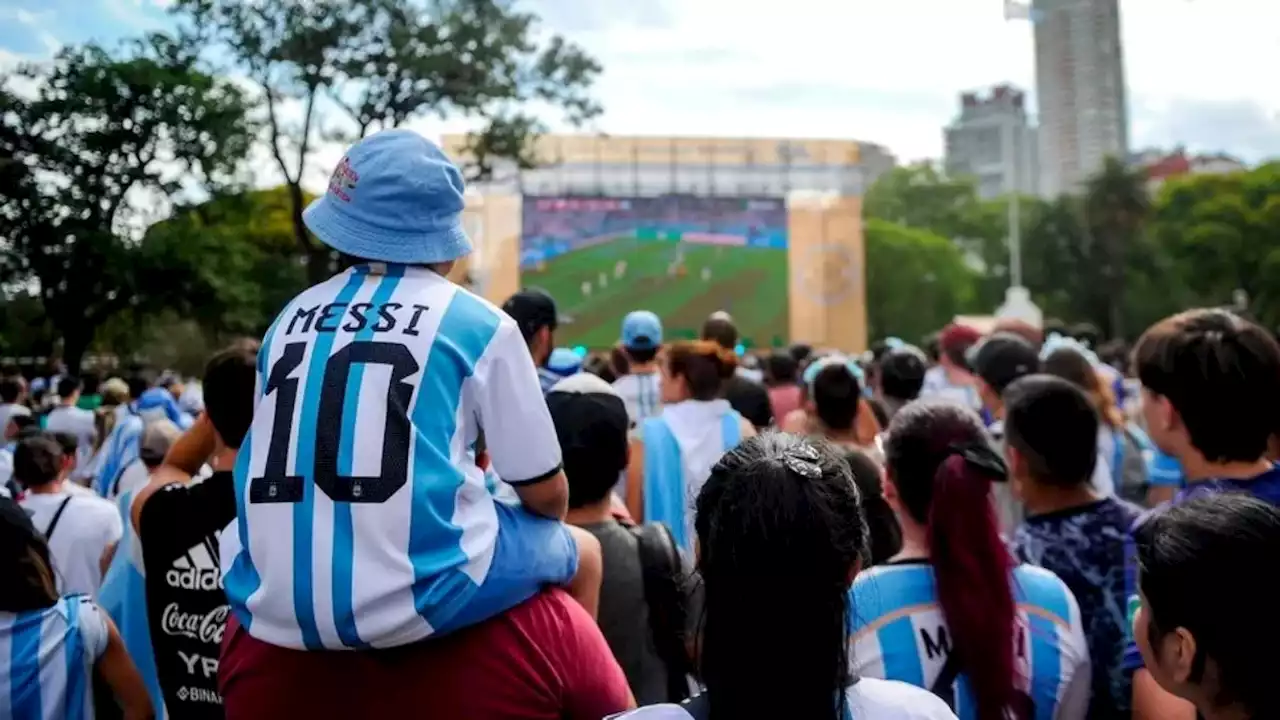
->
<box><xmin>863</xmin><ymin>218</ymin><xmax>980</xmax><ymax>342</ymax></box>
<box><xmin>173</xmin><ymin>0</ymin><xmax>603</xmax><ymax>284</ymax></box>
<box><xmin>1149</xmin><ymin>163</ymin><xmax>1280</xmax><ymax>327</ymax></box>
<box><xmin>142</xmin><ymin>186</ymin><xmax>310</xmax><ymax>337</ymax></box>
<box><xmin>1082</xmin><ymin>156</ymin><xmax>1151</xmax><ymax>338</ymax></box>
<box><xmin>863</xmin><ymin>163</ymin><xmax>1035</xmax><ymax>309</ymax></box>
<box><xmin>0</xmin><ymin>35</ymin><xmax>256</xmax><ymax>371</ymax></box>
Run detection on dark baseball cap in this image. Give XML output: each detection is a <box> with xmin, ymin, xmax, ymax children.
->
<box><xmin>502</xmin><ymin>288</ymin><xmax>569</xmax><ymax>342</ymax></box>
<box><xmin>545</xmin><ymin>373</ymin><xmax>630</xmax><ymax>482</ymax></box>
<box><xmin>970</xmin><ymin>332</ymin><xmax>1040</xmax><ymax>394</ymax></box>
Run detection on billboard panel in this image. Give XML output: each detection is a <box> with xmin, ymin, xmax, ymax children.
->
<box><xmin>521</xmin><ymin>195</ymin><xmax>789</xmax><ymax>348</ymax></box>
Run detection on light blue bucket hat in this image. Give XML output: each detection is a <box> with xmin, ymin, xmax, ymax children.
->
<box><xmin>303</xmin><ymin>129</ymin><xmax>473</xmax><ymax>265</ymax></box>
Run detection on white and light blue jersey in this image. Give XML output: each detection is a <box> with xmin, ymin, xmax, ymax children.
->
<box><xmin>613</xmin><ymin>372</ymin><xmax>662</xmax><ymax>426</ymax></box>
<box><xmin>0</xmin><ymin>595</ymin><xmax>110</xmax><ymax>720</ymax></box>
<box><xmin>850</xmin><ymin>562</ymin><xmax>1091</xmax><ymax>720</ymax></box>
<box><xmin>223</xmin><ymin>264</ymin><xmax>562</xmax><ymax>651</ymax></box>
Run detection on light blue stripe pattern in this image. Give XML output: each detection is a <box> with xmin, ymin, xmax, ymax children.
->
<box><xmin>641</xmin><ymin>417</ymin><xmax>685</xmax><ymax>548</ymax></box>
<box><xmin>407</xmin><ymin>291</ymin><xmax>500</xmax><ymax>629</ymax></box>
<box><xmin>63</xmin><ymin>598</ymin><xmax>86</xmax><ymax>720</ymax></box>
<box><xmin>1016</xmin><ymin>567</ymin><xmax>1072</xmax><ymax>719</ymax></box>
<box><xmin>98</xmin><ymin>491</ymin><xmax>165</xmax><ymax>717</ymax></box>
<box><xmin>10</xmin><ymin>609</ymin><xmax>42</xmax><ymax>720</ymax></box>
<box><xmin>878</xmin><ymin>617</ymin><xmax>925</xmax><ymax>688</ymax></box>
<box><xmin>332</xmin><ymin>265</ymin><xmax>404</xmax><ymax>648</ymax></box>
<box><xmin>225</xmin><ymin>285</ymin><xmax>293</xmax><ymax>633</ymax></box>
<box><xmin>291</xmin><ymin>266</ymin><xmax>370</xmax><ymax>649</ymax></box>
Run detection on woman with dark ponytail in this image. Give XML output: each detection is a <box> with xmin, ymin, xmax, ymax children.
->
<box><xmin>612</xmin><ymin>432</ymin><xmax>956</xmax><ymax>720</ymax></box>
<box><xmin>850</xmin><ymin>400</ymin><xmax>1091</xmax><ymax>720</ymax></box>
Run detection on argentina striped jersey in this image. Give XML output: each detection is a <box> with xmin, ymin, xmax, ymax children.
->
<box><xmin>613</xmin><ymin>372</ymin><xmax>662</xmax><ymax>426</ymax></box>
<box><xmin>850</xmin><ymin>562</ymin><xmax>1091</xmax><ymax>720</ymax></box>
<box><xmin>222</xmin><ymin>264</ymin><xmax>563</xmax><ymax>651</ymax></box>
<box><xmin>0</xmin><ymin>596</ymin><xmax>110</xmax><ymax>720</ymax></box>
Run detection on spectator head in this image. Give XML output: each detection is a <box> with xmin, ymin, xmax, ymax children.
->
<box><xmin>969</xmin><ymin>332</ymin><xmax>1039</xmax><ymax>414</ymax></box>
<box><xmin>4</xmin><ymin>407</ymin><xmax>32</xmax><ymax>441</ymax></box>
<box><xmin>546</xmin><ymin>348</ymin><xmax>583</xmax><ymax>378</ymax></box>
<box><xmin>581</xmin><ymin>354</ymin><xmax>618</xmax><ymax>384</ymax></box>
<box><xmin>47</xmin><ymin>431</ymin><xmax>79</xmax><ymax>479</ymax></box>
<box><xmin>81</xmin><ymin>372</ymin><xmax>101</xmax><ymax>397</ymax></box>
<box><xmin>302</xmin><ymin>130</ymin><xmax>472</xmax><ymax>275</ymax></box>
<box><xmin>1133</xmin><ymin>309</ymin><xmax>1280</xmax><ymax>465</ymax></box>
<box><xmin>883</xmin><ymin>399</ymin><xmax>1018</xmax><ymax>718</ymax></box>
<box><xmin>545</xmin><ymin>374</ymin><xmax>630</xmax><ymax>510</ymax></box>
<box><xmin>922</xmin><ymin>332</ymin><xmax>941</xmax><ymax>363</ymax></box>
<box><xmin>1003</xmin><ymin>375</ymin><xmax>1099</xmax><ymax>500</ymax></box>
<box><xmin>100</xmin><ymin>378</ymin><xmax>129</xmax><ymax>407</ymax></box>
<box><xmin>203</xmin><ymin>340</ymin><xmax>259</xmax><ymax>451</ymax></box>
<box><xmin>937</xmin><ymin>324</ymin><xmax>982</xmax><ymax>372</ymax></box>
<box><xmin>804</xmin><ymin>357</ymin><xmax>864</xmax><ymax>433</ymax></box>
<box><xmin>502</xmin><ymin>288</ymin><xmax>561</xmax><ymax>366</ymax></box>
<box><xmin>877</xmin><ymin>344</ymin><xmax>929</xmax><ymax>403</ymax></box>
<box><xmin>126</xmin><ymin>370</ymin><xmax>155</xmax><ymax>402</ymax></box>
<box><xmin>1134</xmin><ymin>494</ymin><xmax>1280</xmax><ymax>718</ymax></box>
<box><xmin>764</xmin><ymin>351</ymin><xmax>798</xmax><ymax>386</ymax></box>
<box><xmin>788</xmin><ymin>343</ymin><xmax>813</xmax><ymax>368</ymax></box>
<box><xmin>695</xmin><ymin>432</ymin><xmax>868</xmax><ymax>720</ymax></box>
<box><xmin>620</xmin><ymin>310</ymin><xmax>663</xmax><ymax>365</ymax></box>
<box><xmin>700</xmin><ymin>312</ymin><xmax>739</xmax><ymax>352</ymax></box>
<box><xmin>56</xmin><ymin>375</ymin><xmax>82</xmax><ymax>403</ymax></box>
<box><xmin>0</xmin><ymin>495</ymin><xmax>58</xmax><ymax>612</ymax></box>
<box><xmin>661</xmin><ymin>341</ymin><xmax>736</xmax><ymax>403</ymax></box>
<box><xmin>1042</xmin><ymin>318</ymin><xmax>1068</xmax><ymax>339</ymax></box>
<box><xmin>160</xmin><ymin>375</ymin><xmax>185</xmax><ymax>401</ymax></box>
<box><xmin>1071</xmin><ymin>322</ymin><xmax>1101</xmax><ymax>349</ymax></box>
<box><xmin>0</xmin><ymin>376</ymin><xmax>24</xmax><ymax>405</ymax></box>
<box><xmin>1042</xmin><ymin>346</ymin><xmax>1124</xmax><ymax>429</ymax></box>
<box><xmin>139</xmin><ymin>420</ymin><xmax>182</xmax><ymax>470</ymax></box>
<box><xmin>13</xmin><ymin>435</ymin><xmax>63</xmax><ymax>490</ymax></box>
<box><xmin>841</xmin><ymin>449</ymin><xmax>901</xmax><ymax>566</ymax></box>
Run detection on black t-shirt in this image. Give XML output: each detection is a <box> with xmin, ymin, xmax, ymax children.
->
<box><xmin>139</xmin><ymin>471</ymin><xmax>237</xmax><ymax>718</ymax></box>
<box><xmin>722</xmin><ymin>375</ymin><xmax>773</xmax><ymax>429</ymax></box>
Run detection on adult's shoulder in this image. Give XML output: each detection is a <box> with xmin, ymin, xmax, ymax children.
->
<box><xmin>848</xmin><ymin>677</ymin><xmax>959</xmax><ymax>719</ymax></box>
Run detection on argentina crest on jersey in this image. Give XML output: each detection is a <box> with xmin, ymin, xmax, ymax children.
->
<box><xmin>224</xmin><ymin>264</ymin><xmax>505</xmax><ymax>651</ymax></box>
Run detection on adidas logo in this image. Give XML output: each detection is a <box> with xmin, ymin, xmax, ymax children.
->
<box><xmin>166</xmin><ymin>540</ymin><xmax>221</xmax><ymax>591</ymax></box>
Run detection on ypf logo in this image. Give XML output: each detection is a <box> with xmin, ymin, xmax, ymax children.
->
<box><xmin>795</xmin><ymin>244</ymin><xmax>859</xmax><ymax>307</ymax></box>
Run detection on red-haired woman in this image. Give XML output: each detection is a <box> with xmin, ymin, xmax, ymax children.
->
<box><xmin>848</xmin><ymin>399</ymin><xmax>1091</xmax><ymax>720</ymax></box>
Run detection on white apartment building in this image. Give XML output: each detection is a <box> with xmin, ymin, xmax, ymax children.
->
<box><xmin>1033</xmin><ymin>0</ymin><xmax>1129</xmax><ymax>196</ymax></box>
<box><xmin>944</xmin><ymin>84</ymin><xmax>1040</xmax><ymax>199</ymax></box>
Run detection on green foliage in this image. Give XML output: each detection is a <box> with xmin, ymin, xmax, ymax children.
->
<box><xmin>171</xmin><ymin>0</ymin><xmax>602</xmax><ymax>282</ymax></box>
<box><xmin>863</xmin><ymin>218</ymin><xmax>980</xmax><ymax>342</ymax></box>
<box><xmin>1149</xmin><ymin>162</ymin><xmax>1280</xmax><ymax>325</ymax></box>
<box><xmin>862</xmin><ymin>156</ymin><xmax>1280</xmax><ymax>342</ymax></box>
<box><xmin>0</xmin><ymin>34</ymin><xmax>256</xmax><ymax>371</ymax></box>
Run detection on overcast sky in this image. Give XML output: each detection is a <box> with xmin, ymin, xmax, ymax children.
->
<box><xmin>3</xmin><ymin>0</ymin><xmax>1278</xmax><ymax>172</ymax></box>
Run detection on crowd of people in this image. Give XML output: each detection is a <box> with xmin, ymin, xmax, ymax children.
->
<box><xmin>1</xmin><ymin>127</ymin><xmax>1278</xmax><ymax>720</ymax></box>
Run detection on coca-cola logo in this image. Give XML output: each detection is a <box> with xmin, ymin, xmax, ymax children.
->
<box><xmin>161</xmin><ymin>603</ymin><xmax>229</xmax><ymax>645</ymax></box>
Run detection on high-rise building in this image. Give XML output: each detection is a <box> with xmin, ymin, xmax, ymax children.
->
<box><xmin>943</xmin><ymin>84</ymin><xmax>1039</xmax><ymax>199</ymax></box>
<box><xmin>1032</xmin><ymin>0</ymin><xmax>1129</xmax><ymax>197</ymax></box>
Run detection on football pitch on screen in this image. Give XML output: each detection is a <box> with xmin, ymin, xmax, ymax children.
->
<box><xmin>522</xmin><ymin>236</ymin><xmax>789</xmax><ymax>349</ymax></box>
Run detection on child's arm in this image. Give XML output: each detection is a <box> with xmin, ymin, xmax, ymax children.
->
<box><xmin>476</xmin><ymin>321</ymin><xmax>569</xmax><ymax>520</ymax></box>
<box><xmin>96</xmin><ymin>613</ymin><xmax>154</xmax><ymax>720</ymax></box>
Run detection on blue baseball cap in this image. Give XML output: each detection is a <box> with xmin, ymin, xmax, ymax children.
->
<box><xmin>302</xmin><ymin>129</ymin><xmax>472</xmax><ymax>265</ymax></box>
<box><xmin>547</xmin><ymin>347</ymin><xmax>584</xmax><ymax>377</ymax></box>
<box><xmin>621</xmin><ymin>311</ymin><xmax>663</xmax><ymax>350</ymax></box>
